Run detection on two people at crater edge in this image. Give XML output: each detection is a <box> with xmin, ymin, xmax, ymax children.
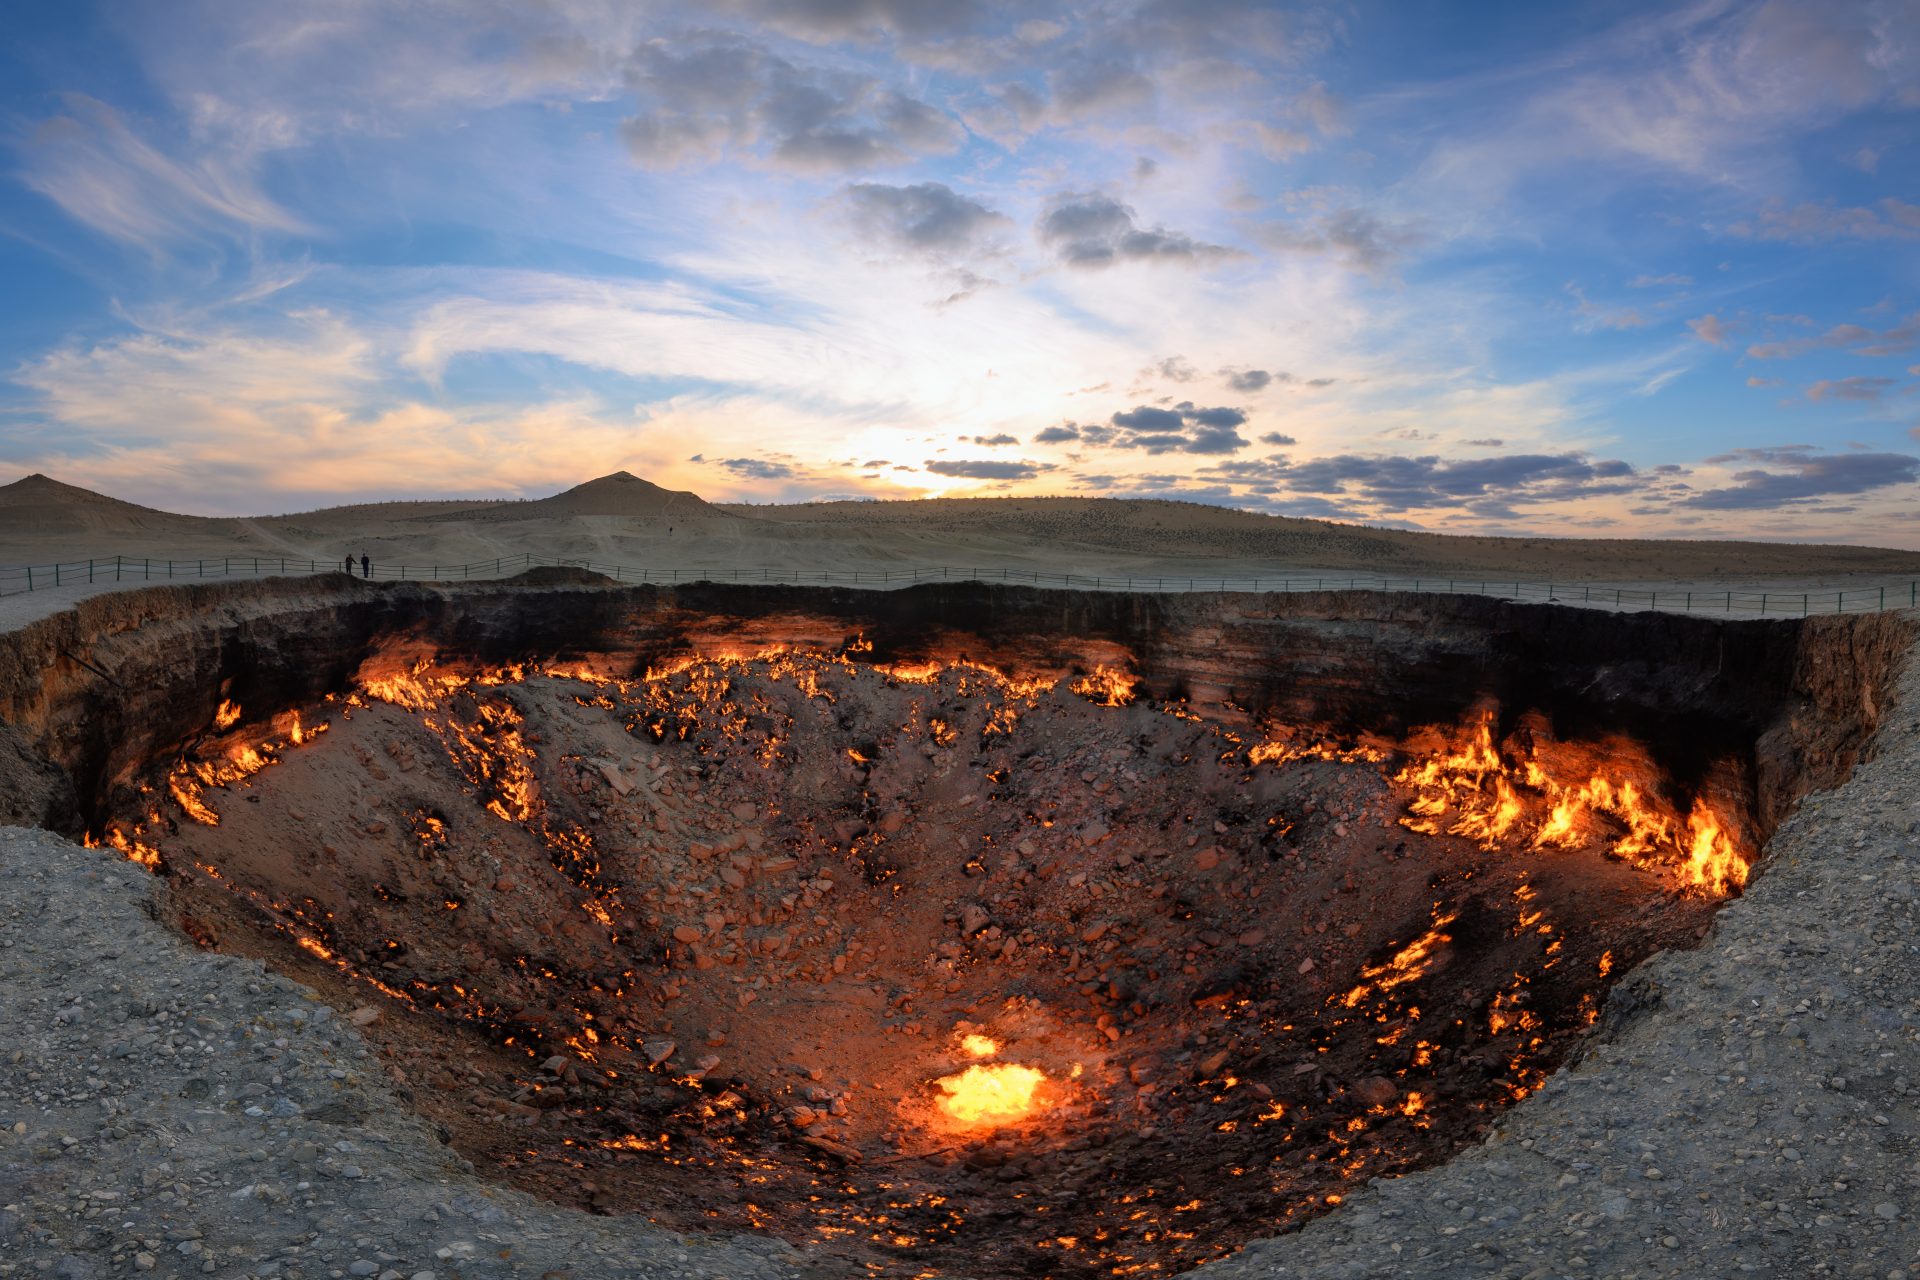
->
<box><xmin>343</xmin><ymin>554</ymin><xmax>370</xmax><ymax>578</ymax></box>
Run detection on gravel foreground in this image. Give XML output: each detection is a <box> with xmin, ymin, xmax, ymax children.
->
<box><xmin>4</xmin><ymin>642</ymin><xmax>1919</xmax><ymax>1280</ymax></box>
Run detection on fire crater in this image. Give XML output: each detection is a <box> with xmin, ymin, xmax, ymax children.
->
<box><xmin>85</xmin><ymin>614</ymin><xmax>1778</xmax><ymax>1279</ymax></box>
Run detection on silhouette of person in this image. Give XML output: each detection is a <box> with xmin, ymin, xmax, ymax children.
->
<box><xmin>360</xmin><ymin>554</ymin><xmax>371</xmax><ymax>579</ymax></box>
<box><xmin>343</xmin><ymin>554</ymin><xmax>353</xmax><ymax>575</ymax></box>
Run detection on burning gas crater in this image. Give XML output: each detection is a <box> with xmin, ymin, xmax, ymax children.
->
<box><xmin>92</xmin><ymin>634</ymin><xmax>1751</xmax><ymax>1278</ymax></box>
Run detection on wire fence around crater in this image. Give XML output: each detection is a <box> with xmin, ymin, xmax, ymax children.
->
<box><xmin>1</xmin><ymin>551</ymin><xmax>1916</xmax><ymax>617</ymax></box>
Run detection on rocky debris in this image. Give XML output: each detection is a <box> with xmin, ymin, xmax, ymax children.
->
<box><xmin>0</xmin><ymin>827</ymin><xmax>807</xmax><ymax>1280</ymax></box>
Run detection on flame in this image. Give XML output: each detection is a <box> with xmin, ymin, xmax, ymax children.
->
<box><xmin>1069</xmin><ymin>664</ymin><xmax>1136</xmax><ymax>707</ymax></box>
<box><xmin>959</xmin><ymin>1033</ymin><xmax>1000</xmax><ymax>1058</ymax></box>
<box><xmin>213</xmin><ymin>699</ymin><xmax>242</xmax><ymax>730</ymax></box>
<box><xmin>1339</xmin><ymin>911</ymin><xmax>1458</xmax><ymax>1008</ymax></box>
<box><xmin>1390</xmin><ymin>706</ymin><xmax>1749</xmax><ymax>895</ymax></box>
<box><xmin>933</xmin><ymin>1063</ymin><xmax>1049</xmax><ymax>1128</ymax></box>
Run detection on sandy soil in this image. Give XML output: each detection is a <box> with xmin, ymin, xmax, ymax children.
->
<box><xmin>6</xmin><ymin>472</ymin><xmax>1920</xmax><ymax>597</ymax></box>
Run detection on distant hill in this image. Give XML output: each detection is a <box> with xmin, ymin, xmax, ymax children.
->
<box><xmin>425</xmin><ymin>472</ymin><xmax>731</xmax><ymax>524</ymax></box>
<box><xmin>0</xmin><ymin>473</ymin><xmax>218</xmax><ymax>540</ymax></box>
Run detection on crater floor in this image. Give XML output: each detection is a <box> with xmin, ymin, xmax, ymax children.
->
<box><xmin>112</xmin><ymin>641</ymin><xmax>1739</xmax><ymax>1278</ymax></box>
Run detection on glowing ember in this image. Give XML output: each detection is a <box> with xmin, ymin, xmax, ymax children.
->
<box><xmin>959</xmin><ymin>1033</ymin><xmax>1000</xmax><ymax>1058</ymax></box>
<box><xmin>934</xmin><ymin>1063</ymin><xmax>1048</xmax><ymax>1128</ymax></box>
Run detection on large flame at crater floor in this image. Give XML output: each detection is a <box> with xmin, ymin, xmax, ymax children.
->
<box><xmin>934</xmin><ymin>1064</ymin><xmax>1049</xmax><ymax>1128</ymax></box>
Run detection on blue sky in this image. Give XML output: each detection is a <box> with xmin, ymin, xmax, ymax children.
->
<box><xmin>1</xmin><ymin>0</ymin><xmax>1917</xmax><ymax>543</ymax></box>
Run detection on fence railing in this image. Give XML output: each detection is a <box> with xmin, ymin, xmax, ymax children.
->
<box><xmin>1</xmin><ymin>551</ymin><xmax>1917</xmax><ymax>617</ymax></box>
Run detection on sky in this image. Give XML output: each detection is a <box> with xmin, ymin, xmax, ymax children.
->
<box><xmin>1</xmin><ymin>1</ymin><xmax>1918</xmax><ymax>543</ymax></box>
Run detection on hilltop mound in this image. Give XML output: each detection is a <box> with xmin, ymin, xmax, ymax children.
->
<box><xmin>432</xmin><ymin>472</ymin><xmax>729</xmax><ymax>525</ymax></box>
<box><xmin>0</xmin><ymin>474</ymin><xmax>213</xmax><ymax>541</ymax></box>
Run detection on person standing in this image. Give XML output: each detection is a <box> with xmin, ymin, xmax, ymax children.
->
<box><xmin>360</xmin><ymin>554</ymin><xmax>370</xmax><ymax>579</ymax></box>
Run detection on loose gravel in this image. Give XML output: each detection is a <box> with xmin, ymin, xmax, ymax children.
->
<box><xmin>4</xmin><ymin>633</ymin><xmax>1918</xmax><ymax>1280</ymax></box>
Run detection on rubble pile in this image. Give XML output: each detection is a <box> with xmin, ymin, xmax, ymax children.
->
<box><xmin>96</xmin><ymin>637</ymin><xmax>1738</xmax><ymax>1278</ymax></box>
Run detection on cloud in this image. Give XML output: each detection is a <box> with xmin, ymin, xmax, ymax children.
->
<box><xmin>1274</xmin><ymin>452</ymin><xmax>1640</xmax><ymax>515</ymax></box>
<box><xmin>1464</xmin><ymin>438</ymin><xmax>1505</xmax><ymax>447</ymax></box>
<box><xmin>1687</xmin><ymin>314</ymin><xmax>1730</xmax><ymax>347</ymax></box>
<box><xmin>724</xmin><ymin>0</ymin><xmax>988</xmax><ymax>42</ymax></box>
<box><xmin>1102</xmin><ymin>401</ymin><xmax>1250</xmax><ymax>454</ymax></box>
<box><xmin>1746</xmin><ymin>314</ymin><xmax>1919</xmax><ymax>360</ymax></box>
<box><xmin>1223</xmin><ymin>367</ymin><xmax>1273</xmax><ymax>392</ymax></box>
<box><xmin>1149</xmin><ymin>355</ymin><xmax>1198</xmax><ymax>382</ymax></box>
<box><xmin>1036</xmin><ymin>193</ymin><xmax>1239</xmax><ymax>268</ymax></box>
<box><xmin>923</xmin><ymin>458</ymin><xmax>1053</xmax><ymax>479</ymax></box>
<box><xmin>621</xmin><ymin>35</ymin><xmax>961</xmax><ymax>172</ymax></box>
<box><xmin>1257</xmin><ymin>432</ymin><xmax>1296</xmax><ymax>446</ymax></box>
<box><xmin>717</xmin><ymin>456</ymin><xmax>798</xmax><ymax>479</ymax></box>
<box><xmin>1806</xmin><ymin>376</ymin><xmax>1897</xmax><ymax>402</ymax></box>
<box><xmin>841</xmin><ymin>181</ymin><xmax>1009</xmax><ymax>255</ymax></box>
<box><xmin>17</xmin><ymin>95</ymin><xmax>309</xmax><ymax>250</ymax></box>
<box><xmin>966</xmin><ymin>433</ymin><xmax>1019</xmax><ymax>446</ymax></box>
<box><xmin>1628</xmin><ymin>273</ymin><xmax>1693</xmax><ymax>288</ymax></box>
<box><xmin>1259</xmin><ymin>208</ymin><xmax>1418</xmax><ymax>273</ymax></box>
<box><xmin>1684</xmin><ymin>450</ymin><xmax>1920</xmax><ymax>510</ymax></box>
<box><xmin>1566</xmin><ymin>283</ymin><xmax>1646</xmax><ymax>331</ymax></box>
<box><xmin>1033</xmin><ymin>424</ymin><xmax>1081</xmax><ymax>444</ymax></box>
<box><xmin>1729</xmin><ymin>198</ymin><xmax>1920</xmax><ymax>243</ymax></box>
<box><xmin>1746</xmin><ymin>376</ymin><xmax>1781</xmax><ymax>387</ymax></box>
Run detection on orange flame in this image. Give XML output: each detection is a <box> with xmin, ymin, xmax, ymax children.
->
<box><xmin>1391</xmin><ymin>707</ymin><xmax>1749</xmax><ymax>895</ymax></box>
<box><xmin>1069</xmin><ymin>664</ymin><xmax>1136</xmax><ymax>707</ymax></box>
<box><xmin>933</xmin><ymin>1063</ymin><xmax>1049</xmax><ymax>1128</ymax></box>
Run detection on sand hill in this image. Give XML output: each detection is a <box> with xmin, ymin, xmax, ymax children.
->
<box><xmin>0</xmin><ymin>474</ymin><xmax>218</xmax><ymax>541</ymax></box>
<box><xmin>426</xmin><ymin>472</ymin><xmax>729</xmax><ymax>525</ymax></box>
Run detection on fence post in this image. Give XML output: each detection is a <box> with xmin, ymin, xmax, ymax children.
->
<box><xmin>26</xmin><ymin>567</ymin><xmax>31</xmax><ymax>590</ymax></box>
<box><xmin>1761</xmin><ymin>592</ymin><xmax>1768</xmax><ymax>613</ymax></box>
<box><xmin>1802</xmin><ymin>593</ymin><xmax>1808</xmax><ymax>615</ymax></box>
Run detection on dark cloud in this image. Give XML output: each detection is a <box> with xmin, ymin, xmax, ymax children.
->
<box><xmin>718</xmin><ymin>457</ymin><xmax>797</xmax><ymax>479</ymax></box>
<box><xmin>924</xmin><ymin>458</ymin><xmax>1054</xmax><ymax>480</ymax></box>
<box><xmin>1260</xmin><ymin>208</ymin><xmax>1417</xmax><ymax>273</ymax></box>
<box><xmin>1257</xmin><ymin>432</ymin><xmax>1296</xmax><ymax>446</ymax></box>
<box><xmin>1034</xmin><ymin>424</ymin><xmax>1081</xmax><ymax>444</ymax></box>
<box><xmin>842</xmin><ymin>181</ymin><xmax>1008</xmax><ymax>254</ymax></box>
<box><xmin>1048</xmin><ymin>59</ymin><xmax>1155</xmax><ymax>121</ymax></box>
<box><xmin>1103</xmin><ymin>401</ymin><xmax>1250</xmax><ymax>454</ymax></box>
<box><xmin>1807</xmin><ymin>376</ymin><xmax>1897</xmax><ymax>402</ymax></box>
<box><xmin>1685</xmin><ymin>450</ymin><xmax>1920</xmax><ymax>510</ymax></box>
<box><xmin>1150</xmin><ymin>355</ymin><xmax>1198</xmax><ymax>382</ymax></box>
<box><xmin>1037</xmin><ymin>192</ymin><xmax>1239</xmax><ymax>268</ymax></box>
<box><xmin>1223</xmin><ymin>368</ymin><xmax>1273</xmax><ymax>392</ymax></box>
<box><xmin>1464</xmin><ymin>438</ymin><xmax>1505</xmax><ymax>447</ymax></box>
<box><xmin>1747</xmin><ymin>313</ymin><xmax>1918</xmax><ymax>360</ymax></box>
<box><xmin>622</xmin><ymin>36</ymin><xmax>960</xmax><ymax>172</ymax></box>
<box><xmin>967</xmin><ymin>433</ymin><xmax>1019</xmax><ymax>446</ymax></box>
<box><xmin>726</xmin><ymin>0</ymin><xmax>987</xmax><ymax>41</ymax></box>
<box><xmin>1275</xmin><ymin>452</ymin><xmax>1640</xmax><ymax>514</ymax></box>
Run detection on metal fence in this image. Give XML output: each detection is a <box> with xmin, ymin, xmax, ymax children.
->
<box><xmin>1</xmin><ymin>551</ymin><xmax>1917</xmax><ymax>616</ymax></box>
